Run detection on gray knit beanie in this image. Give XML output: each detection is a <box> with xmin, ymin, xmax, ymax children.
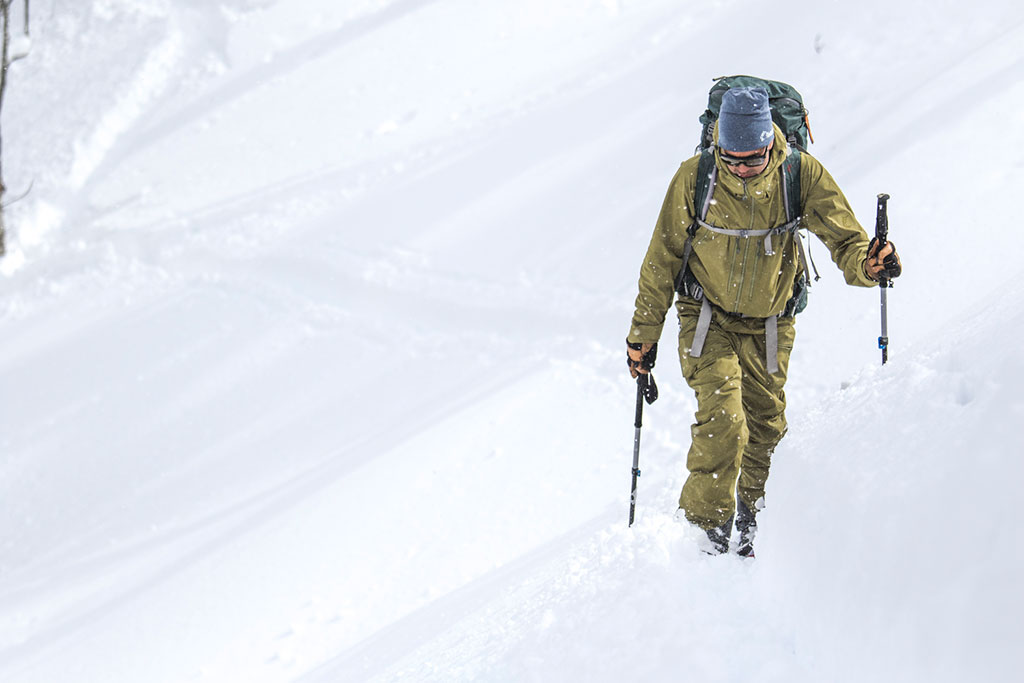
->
<box><xmin>718</xmin><ymin>87</ymin><xmax>774</xmax><ymax>152</ymax></box>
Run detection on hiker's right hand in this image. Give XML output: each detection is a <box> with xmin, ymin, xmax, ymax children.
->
<box><xmin>627</xmin><ymin>342</ymin><xmax>657</xmax><ymax>378</ymax></box>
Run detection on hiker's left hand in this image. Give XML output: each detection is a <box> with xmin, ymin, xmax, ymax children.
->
<box><xmin>627</xmin><ymin>342</ymin><xmax>657</xmax><ymax>378</ymax></box>
<box><xmin>864</xmin><ymin>238</ymin><xmax>902</xmax><ymax>280</ymax></box>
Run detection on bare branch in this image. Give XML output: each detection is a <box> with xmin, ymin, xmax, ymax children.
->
<box><xmin>1</xmin><ymin>177</ymin><xmax>31</xmax><ymax>208</ymax></box>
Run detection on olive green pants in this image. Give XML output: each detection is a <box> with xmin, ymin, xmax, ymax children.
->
<box><xmin>675</xmin><ymin>299</ymin><xmax>796</xmax><ymax>530</ymax></box>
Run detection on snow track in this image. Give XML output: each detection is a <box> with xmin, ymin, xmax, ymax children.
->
<box><xmin>1</xmin><ymin>1</ymin><xmax>1022</xmax><ymax>681</ymax></box>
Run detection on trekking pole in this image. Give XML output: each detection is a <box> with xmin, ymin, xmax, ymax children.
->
<box><xmin>875</xmin><ymin>193</ymin><xmax>891</xmax><ymax>364</ymax></box>
<box><xmin>629</xmin><ymin>371</ymin><xmax>658</xmax><ymax>527</ymax></box>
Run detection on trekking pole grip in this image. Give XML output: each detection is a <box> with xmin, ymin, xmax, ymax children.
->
<box><xmin>875</xmin><ymin>193</ymin><xmax>890</xmax><ymax>246</ymax></box>
<box><xmin>634</xmin><ymin>375</ymin><xmax>646</xmax><ymax>429</ymax></box>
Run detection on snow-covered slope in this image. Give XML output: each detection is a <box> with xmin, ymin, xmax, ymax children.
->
<box><xmin>1</xmin><ymin>1</ymin><xmax>1022</xmax><ymax>681</ymax></box>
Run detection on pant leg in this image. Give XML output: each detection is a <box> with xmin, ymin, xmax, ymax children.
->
<box><xmin>735</xmin><ymin>317</ymin><xmax>796</xmax><ymax>513</ymax></box>
<box><xmin>676</xmin><ymin>312</ymin><xmax>747</xmax><ymax>529</ymax></box>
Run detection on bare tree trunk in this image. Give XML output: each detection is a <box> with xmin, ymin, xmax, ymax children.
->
<box><xmin>0</xmin><ymin>1</ymin><xmax>11</xmax><ymax>256</ymax></box>
<box><xmin>0</xmin><ymin>0</ymin><xmax>28</xmax><ymax>257</ymax></box>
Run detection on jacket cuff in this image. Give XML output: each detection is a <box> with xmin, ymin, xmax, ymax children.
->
<box><xmin>627</xmin><ymin>322</ymin><xmax>663</xmax><ymax>345</ymax></box>
<box><xmin>856</xmin><ymin>258</ymin><xmax>879</xmax><ymax>287</ymax></box>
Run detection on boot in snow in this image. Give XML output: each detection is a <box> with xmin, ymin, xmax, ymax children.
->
<box><xmin>702</xmin><ymin>517</ymin><xmax>733</xmax><ymax>555</ymax></box>
<box><xmin>736</xmin><ymin>498</ymin><xmax>757</xmax><ymax>559</ymax></box>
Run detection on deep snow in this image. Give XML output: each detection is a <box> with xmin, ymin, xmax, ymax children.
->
<box><xmin>1</xmin><ymin>1</ymin><xmax>1022</xmax><ymax>681</ymax></box>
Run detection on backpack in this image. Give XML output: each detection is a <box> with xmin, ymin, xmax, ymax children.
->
<box><xmin>697</xmin><ymin>75</ymin><xmax>813</xmax><ymax>153</ymax></box>
<box><xmin>676</xmin><ymin>75</ymin><xmax>817</xmax><ymax>319</ymax></box>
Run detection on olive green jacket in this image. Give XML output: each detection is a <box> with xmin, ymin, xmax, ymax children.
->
<box><xmin>628</xmin><ymin>124</ymin><xmax>876</xmax><ymax>344</ymax></box>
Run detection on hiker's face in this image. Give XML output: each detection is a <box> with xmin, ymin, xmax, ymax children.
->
<box><xmin>721</xmin><ymin>140</ymin><xmax>773</xmax><ymax>179</ymax></box>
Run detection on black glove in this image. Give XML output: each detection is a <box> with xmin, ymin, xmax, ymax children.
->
<box><xmin>866</xmin><ymin>237</ymin><xmax>902</xmax><ymax>280</ymax></box>
<box><xmin>627</xmin><ymin>342</ymin><xmax>658</xmax><ymax>378</ymax></box>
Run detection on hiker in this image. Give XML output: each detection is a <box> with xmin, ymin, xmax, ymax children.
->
<box><xmin>625</xmin><ymin>85</ymin><xmax>902</xmax><ymax>556</ymax></box>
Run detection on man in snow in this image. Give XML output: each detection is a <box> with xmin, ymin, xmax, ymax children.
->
<box><xmin>625</xmin><ymin>86</ymin><xmax>901</xmax><ymax>556</ymax></box>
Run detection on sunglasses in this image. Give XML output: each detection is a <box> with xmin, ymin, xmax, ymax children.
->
<box><xmin>719</xmin><ymin>148</ymin><xmax>770</xmax><ymax>167</ymax></box>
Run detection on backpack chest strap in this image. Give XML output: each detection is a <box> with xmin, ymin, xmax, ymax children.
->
<box><xmin>694</xmin><ymin>217</ymin><xmax>801</xmax><ymax>256</ymax></box>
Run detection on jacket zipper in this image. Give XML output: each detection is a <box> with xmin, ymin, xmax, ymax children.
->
<box><xmin>733</xmin><ymin>179</ymin><xmax>753</xmax><ymax>310</ymax></box>
<box><xmin>747</xmin><ymin>181</ymin><xmax>761</xmax><ymax>303</ymax></box>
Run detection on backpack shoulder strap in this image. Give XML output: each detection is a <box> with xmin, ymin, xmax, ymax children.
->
<box><xmin>780</xmin><ymin>148</ymin><xmax>802</xmax><ymax>222</ymax></box>
<box><xmin>780</xmin><ymin>148</ymin><xmax>821</xmax><ymax>288</ymax></box>
<box><xmin>684</xmin><ymin>149</ymin><xmax>717</xmax><ymax>263</ymax></box>
<box><xmin>674</xmin><ymin>150</ymin><xmax>715</xmax><ymax>295</ymax></box>
<box><xmin>693</xmin><ymin>149</ymin><xmax>718</xmax><ymax>230</ymax></box>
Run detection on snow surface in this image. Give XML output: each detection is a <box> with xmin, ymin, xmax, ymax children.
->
<box><xmin>1</xmin><ymin>0</ymin><xmax>1023</xmax><ymax>681</ymax></box>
